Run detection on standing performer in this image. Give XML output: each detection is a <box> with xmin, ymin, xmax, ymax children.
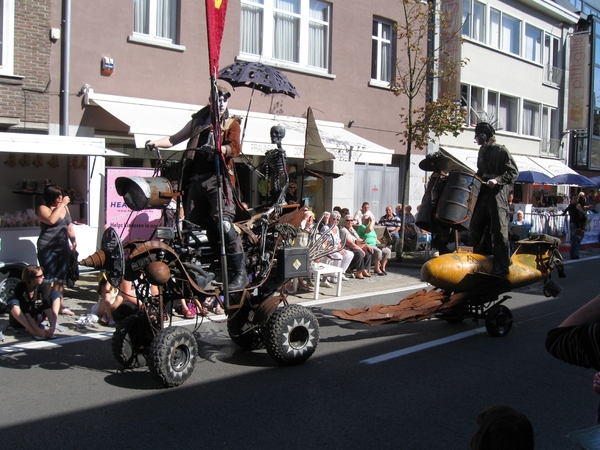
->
<box><xmin>146</xmin><ymin>84</ymin><xmax>248</xmax><ymax>291</ymax></box>
<box><xmin>467</xmin><ymin>122</ymin><xmax>519</xmax><ymax>277</ymax></box>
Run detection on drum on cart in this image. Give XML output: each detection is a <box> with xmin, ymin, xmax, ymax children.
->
<box><xmin>435</xmin><ymin>171</ymin><xmax>482</xmax><ymax>231</ymax></box>
<box><xmin>416</xmin><ymin>173</ymin><xmax>446</xmax><ymax>233</ymax></box>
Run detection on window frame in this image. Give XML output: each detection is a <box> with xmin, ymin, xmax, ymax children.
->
<box><xmin>371</xmin><ymin>17</ymin><xmax>395</xmax><ymax>87</ymax></box>
<box><xmin>129</xmin><ymin>0</ymin><xmax>184</xmax><ymax>51</ymax></box>
<box><xmin>0</xmin><ymin>0</ymin><xmax>15</xmax><ymax>76</ymax></box>
<box><xmin>489</xmin><ymin>8</ymin><xmax>521</xmax><ymax>56</ymax></box>
<box><xmin>239</xmin><ymin>0</ymin><xmax>333</xmax><ymax>75</ymax></box>
<box><xmin>524</xmin><ymin>23</ymin><xmax>542</xmax><ymax>64</ymax></box>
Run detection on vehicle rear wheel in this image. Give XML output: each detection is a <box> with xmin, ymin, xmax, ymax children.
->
<box><xmin>227</xmin><ymin>304</ymin><xmax>264</xmax><ymax>351</ymax></box>
<box><xmin>148</xmin><ymin>326</ymin><xmax>197</xmax><ymax>387</ymax></box>
<box><xmin>111</xmin><ymin>315</ymin><xmax>148</xmax><ymax>369</ymax></box>
<box><xmin>264</xmin><ymin>304</ymin><xmax>319</xmax><ymax>366</ymax></box>
<box><xmin>485</xmin><ymin>305</ymin><xmax>513</xmax><ymax>337</ymax></box>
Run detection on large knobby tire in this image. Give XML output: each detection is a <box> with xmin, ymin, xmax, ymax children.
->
<box><xmin>0</xmin><ymin>271</ymin><xmax>21</xmax><ymax>314</ymax></box>
<box><xmin>485</xmin><ymin>305</ymin><xmax>513</xmax><ymax>337</ymax></box>
<box><xmin>111</xmin><ymin>316</ymin><xmax>148</xmax><ymax>369</ymax></box>
<box><xmin>227</xmin><ymin>305</ymin><xmax>264</xmax><ymax>351</ymax></box>
<box><xmin>264</xmin><ymin>304</ymin><xmax>319</xmax><ymax>366</ymax></box>
<box><xmin>148</xmin><ymin>326</ymin><xmax>197</xmax><ymax>388</ymax></box>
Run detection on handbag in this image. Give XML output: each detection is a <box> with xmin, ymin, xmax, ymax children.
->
<box><xmin>66</xmin><ymin>250</ymin><xmax>79</xmax><ymax>288</ymax></box>
<box><xmin>574</xmin><ymin>228</ymin><xmax>585</xmax><ymax>239</ymax></box>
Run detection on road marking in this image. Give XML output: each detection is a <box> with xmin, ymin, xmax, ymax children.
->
<box><xmin>360</xmin><ymin>327</ymin><xmax>486</xmax><ymax>364</ymax></box>
<box><xmin>300</xmin><ymin>283</ymin><xmax>429</xmax><ymax>307</ymax></box>
<box><xmin>0</xmin><ymin>331</ymin><xmax>114</xmax><ymax>354</ymax></box>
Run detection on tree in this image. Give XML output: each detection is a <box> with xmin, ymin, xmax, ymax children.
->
<box><xmin>391</xmin><ymin>0</ymin><xmax>466</xmax><ymax>258</ymax></box>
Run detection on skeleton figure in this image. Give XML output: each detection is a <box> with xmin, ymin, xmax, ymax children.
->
<box><xmin>263</xmin><ymin>125</ymin><xmax>289</xmax><ymax>206</ymax></box>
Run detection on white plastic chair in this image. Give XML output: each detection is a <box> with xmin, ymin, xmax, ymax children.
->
<box><xmin>411</xmin><ymin>224</ymin><xmax>432</xmax><ymax>259</ymax></box>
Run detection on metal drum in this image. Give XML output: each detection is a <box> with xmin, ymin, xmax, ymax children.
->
<box><xmin>435</xmin><ymin>171</ymin><xmax>482</xmax><ymax>231</ymax></box>
<box><xmin>115</xmin><ymin>176</ymin><xmax>173</xmax><ymax>211</ymax></box>
<box><xmin>416</xmin><ymin>173</ymin><xmax>446</xmax><ymax>233</ymax></box>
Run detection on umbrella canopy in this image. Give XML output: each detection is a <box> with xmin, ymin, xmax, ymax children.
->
<box><xmin>552</xmin><ymin>173</ymin><xmax>596</xmax><ymax>186</ymax></box>
<box><xmin>515</xmin><ymin>170</ymin><xmax>556</xmax><ymax>184</ymax></box>
<box><xmin>588</xmin><ymin>175</ymin><xmax>600</xmax><ymax>187</ymax></box>
<box><xmin>219</xmin><ymin>61</ymin><xmax>299</xmax><ymax>98</ymax></box>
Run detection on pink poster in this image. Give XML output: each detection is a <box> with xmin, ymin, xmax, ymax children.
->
<box><xmin>106</xmin><ymin>168</ymin><xmax>164</xmax><ymax>242</ymax></box>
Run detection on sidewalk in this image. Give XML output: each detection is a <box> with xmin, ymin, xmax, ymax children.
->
<box><xmin>1</xmin><ymin>246</ymin><xmax>596</xmax><ymax>349</ymax></box>
<box><xmin>0</xmin><ymin>261</ymin><xmax>426</xmax><ymax>348</ymax></box>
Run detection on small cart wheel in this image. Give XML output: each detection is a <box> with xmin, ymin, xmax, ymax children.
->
<box><xmin>148</xmin><ymin>326</ymin><xmax>197</xmax><ymax>387</ymax></box>
<box><xmin>485</xmin><ymin>305</ymin><xmax>513</xmax><ymax>337</ymax></box>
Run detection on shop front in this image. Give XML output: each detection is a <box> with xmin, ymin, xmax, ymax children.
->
<box><xmin>0</xmin><ymin>133</ymin><xmax>127</xmax><ymax>265</ymax></box>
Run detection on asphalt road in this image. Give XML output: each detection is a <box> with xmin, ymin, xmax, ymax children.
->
<box><xmin>0</xmin><ymin>256</ymin><xmax>599</xmax><ymax>449</ymax></box>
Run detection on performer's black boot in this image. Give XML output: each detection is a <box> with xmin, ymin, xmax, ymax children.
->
<box><xmin>228</xmin><ymin>252</ymin><xmax>249</xmax><ymax>291</ymax></box>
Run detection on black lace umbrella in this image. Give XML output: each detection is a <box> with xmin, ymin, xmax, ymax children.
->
<box><xmin>219</xmin><ymin>61</ymin><xmax>299</xmax><ymax>98</ymax></box>
<box><xmin>219</xmin><ymin>61</ymin><xmax>299</xmax><ymax>148</ymax></box>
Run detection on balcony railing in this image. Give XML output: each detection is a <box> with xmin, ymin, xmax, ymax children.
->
<box><xmin>540</xmin><ymin>138</ymin><xmax>562</xmax><ymax>158</ymax></box>
<box><xmin>543</xmin><ymin>65</ymin><xmax>563</xmax><ymax>86</ymax></box>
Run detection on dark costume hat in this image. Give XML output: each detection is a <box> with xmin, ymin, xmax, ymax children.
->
<box><xmin>474</xmin><ymin>122</ymin><xmax>495</xmax><ymax>143</ymax></box>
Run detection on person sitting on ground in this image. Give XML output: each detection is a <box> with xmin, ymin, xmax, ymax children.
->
<box><xmin>341</xmin><ymin>215</ymin><xmax>372</xmax><ymax>279</ymax></box>
<box><xmin>7</xmin><ymin>265</ymin><xmax>60</xmax><ymax>340</ymax></box>
<box><xmin>470</xmin><ymin>404</ymin><xmax>534</xmax><ymax>450</ymax></box>
<box><xmin>95</xmin><ymin>272</ymin><xmax>120</xmax><ymax>326</ymax></box>
<box><xmin>357</xmin><ymin>211</ymin><xmax>391</xmax><ymax>275</ymax></box>
<box><xmin>403</xmin><ymin>205</ymin><xmax>416</xmax><ymax>239</ymax></box>
<box><xmin>379</xmin><ymin>205</ymin><xmax>402</xmax><ymax>251</ymax></box>
<box><xmin>339</xmin><ymin>207</ymin><xmax>350</xmax><ymax>228</ymax></box>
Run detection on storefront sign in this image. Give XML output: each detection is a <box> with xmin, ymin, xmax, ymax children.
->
<box><xmin>567</xmin><ymin>32</ymin><xmax>590</xmax><ymax>131</ymax></box>
<box><xmin>106</xmin><ymin>168</ymin><xmax>163</xmax><ymax>242</ymax></box>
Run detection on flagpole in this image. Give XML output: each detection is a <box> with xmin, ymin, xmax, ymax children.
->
<box><xmin>210</xmin><ymin>71</ymin><xmax>230</xmax><ymax>307</ymax></box>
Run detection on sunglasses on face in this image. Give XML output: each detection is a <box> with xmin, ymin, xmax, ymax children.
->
<box><xmin>219</xmin><ymin>92</ymin><xmax>231</xmax><ymax>101</ymax></box>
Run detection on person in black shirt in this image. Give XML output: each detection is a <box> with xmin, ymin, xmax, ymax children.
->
<box><xmin>562</xmin><ymin>194</ymin><xmax>587</xmax><ymax>259</ymax></box>
<box><xmin>7</xmin><ymin>265</ymin><xmax>61</xmax><ymax>339</ymax></box>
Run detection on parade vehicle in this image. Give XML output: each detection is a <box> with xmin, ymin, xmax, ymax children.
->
<box><xmin>81</xmin><ymin>152</ymin><xmax>321</xmax><ymax>388</ymax></box>
<box><xmin>332</xmin><ymin>163</ymin><xmax>565</xmax><ymax>337</ymax></box>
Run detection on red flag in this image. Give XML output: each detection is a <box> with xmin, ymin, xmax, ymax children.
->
<box><xmin>205</xmin><ymin>0</ymin><xmax>229</xmax><ymax>76</ymax></box>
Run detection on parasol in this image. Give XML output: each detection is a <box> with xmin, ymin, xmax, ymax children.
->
<box><xmin>219</xmin><ymin>61</ymin><xmax>299</xmax><ymax>97</ymax></box>
<box><xmin>515</xmin><ymin>170</ymin><xmax>556</xmax><ymax>185</ymax></box>
<box><xmin>552</xmin><ymin>173</ymin><xmax>596</xmax><ymax>187</ymax></box>
<box><xmin>219</xmin><ymin>61</ymin><xmax>299</xmax><ymax>153</ymax></box>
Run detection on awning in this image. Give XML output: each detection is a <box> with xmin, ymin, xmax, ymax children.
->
<box><xmin>0</xmin><ymin>132</ymin><xmax>128</xmax><ymax>157</ymax></box>
<box><xmin>86</xmin><ymin>91</ymin><xmax>394</xmax><ymax>164</ymax></box>
<box><xmin>439</xmin><ymin>146</ymin><xmax>576</xmax><ymax>180</ymax></box>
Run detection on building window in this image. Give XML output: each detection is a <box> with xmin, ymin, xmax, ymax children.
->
<box><xmin>524</xmin><ymin>24</ymin><xmax>542</xmax><ymax>64</ymax></box>
<box><xmin>541</xmin><ymin>106</ymin><xmax>560</xmax><ymax>157</ymax></box>
<box><xmin>522</xmin><ymin>100</ymin><xmax>540</xmax><ymax>136</ymax></box>
<box><xmin>372</xmin><ymin>18</ymin><xmax>393</xmax><ymax>83</ymax></box>
<box><xmin>461</xmin><ymin>84</ymin><xmax>485</xmax><ymax>125</ymax></box>
<box><xmin>240</xmin><ymin>0</ymin><xmax>331</xmax><ymax>72</ymax></box>
<box><xmin>490</xmin><ymin>8</ymin><xmax>520</xmax><ymax>56</ymax></box>
<box><xmin>462</xmin><ymin>0</ymin><xmax>485</xmax><ymax>43</ymax></box>
<box><xmin>133</xmin><ymin>0</ymin><xmax>178</xmax><ymax>43</ymax></box>
<box><xmin>0</xmin><ymin>0</ymin><xmax>14</xmax><ymax>76</ymax></box>
<box><xmin>544</xmin><ymin>34</ymin><xmax>562</xmax><ymax>85</ymax></box>
<box><xmin>497</xmin><ymin>93</ymin><xmax>519</xmax><ymax>133</ymax></box>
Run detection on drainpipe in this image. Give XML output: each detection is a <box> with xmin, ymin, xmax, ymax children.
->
<box><xmin>60</xmin><ymin>0</ymin><xmax>71</xmax><ymax>136</ymax></box>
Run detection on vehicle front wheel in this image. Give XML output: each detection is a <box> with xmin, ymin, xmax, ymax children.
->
<box><xmin>148</xmin><ymin>326</ymin><xmax>197</xmax><ymax>387</ymax></box>
<box><xmin>264</xmin><ymin>304</ymin><xmax>319</xmax><ymax>366</ymax></box>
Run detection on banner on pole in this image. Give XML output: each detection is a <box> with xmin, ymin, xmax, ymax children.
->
<box><xmin>567</xmin><ymin>32</ymin><xmax>590</xmax><ymax>131</ymax></box>
<box><xmin>205</xmin><ymin>0</ymin><xmax>229</xmax><ymax>75</ymax></box>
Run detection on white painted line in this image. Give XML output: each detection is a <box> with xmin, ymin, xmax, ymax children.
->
<box><xmin>299</xmin><ymin>283</ymin><xmax>429</xmax><ymax>307</ymax></box>
<box><xmin>0</xmin><ymin>282</ymin><xmax>429</xmax><ymax>353</ymax></box>
<box><xmin>0</xmin><ymin>331</ymin><xmax>114</xmax><ymax>354</ymax></box>
<box><xmin>360</xmin><ymin>327</ymin><xmax>486</xmax><ymax>364</ymax></box>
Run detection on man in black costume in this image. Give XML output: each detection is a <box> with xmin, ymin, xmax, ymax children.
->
<box><xmin>146</xmin><ymin>84</ymin><xmax>248</xmax><ymax>290</ymax></box>
<box><xmin>467</xmin><ymin>122</ymin><xmax>519</xmax><ymax>277</ymax></box>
